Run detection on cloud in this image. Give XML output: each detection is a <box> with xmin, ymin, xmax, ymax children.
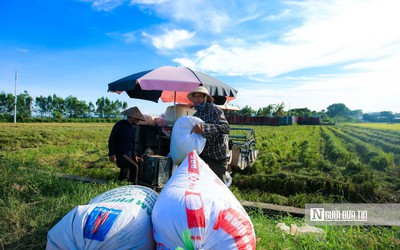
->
<box><xmin>131</xmin><ymin>0</ymin><xmax>231</xmax><ymax>33</ymax></box>
<box><xmin>142</xmin><ymin>28</ymin><xmax>196</xmax><ymax>50</ymax></box>
<box><xmin>79</xmin><ymin>0</ymin><xmax>400</xmax><ymax>112</ymax></box>
<box><xmin>81</xmin><ymin>0</ymin><xmax>128</xmax><ymax>11</ymax></box>
<box><xmin>264</xmin><ymin>8</ymin><xmax>291</xmax><ymax>21</ymax></box>
<box><xmin>106</xmin><ymin>31</ymin><xmax>137</xmax><ymax>43</ymax></box>
<box><xmin>174</xmin><ymin>0</ymin><xmax>400</xmax><ymax>78</ymax></box>
<box><xmin>233</xmin><ymin>65</ymin><xmax>400</xmax><ymax>113</ymax></box>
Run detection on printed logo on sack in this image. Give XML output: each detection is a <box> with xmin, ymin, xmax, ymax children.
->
<box><xmin>185</xmin><ymin>191</ymin><xmax>206</xmax><ymax>229</ymax></box>
<box><xmin>84</xmin><ymin>206</ymin><xmax>122</xmax><ymax>241</ymax></box>
<box><xmin>213</xmin><ymin>208</ymin><xmax>256</xmax><ymax>249</ymax></box>
<box><xmin>188</xmin><ymin>152</ymin><xmax>199</xmax><ymax>175</ymax></box>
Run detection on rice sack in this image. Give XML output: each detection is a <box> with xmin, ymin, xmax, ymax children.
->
<box><xmin>152</xmin><ymin>151</ymin><xmax>256</xmax><ymax>250</ymax></box>
<box><xmin>170</xmin><ymin>116</ymin><xmax>206</xmax><ymax>166</ymax></box>
<box><xmin>46</xmin><ymin>185</ymin><xmax>158</xmax><ymax>250</ymax></box>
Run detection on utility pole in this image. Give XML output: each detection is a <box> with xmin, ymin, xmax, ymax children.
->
<box><xmin>14</xmin><ymin>71</ymin><xmax>18</xmax><ymax>123</ymax></box>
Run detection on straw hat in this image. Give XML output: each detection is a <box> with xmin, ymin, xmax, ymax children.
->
<box><xmin>187</xmin><ymin>86</ymin><xmax>214</xmax><ymax>103</ymax></box>
<box><xmin>121</xmin><ymin>107</ymin><xmax>145</xmax><ymax>121</ymax></box>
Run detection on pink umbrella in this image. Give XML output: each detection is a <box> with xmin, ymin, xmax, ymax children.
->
<box><xmin>108</xmin><ymin>66</ymin><xmax>238</xmax><ymax>105</ymax></box>
<box><xmin>137</xmin><ymin>66</ymin><xmax>200</xmax><ymax>104</ymax></box>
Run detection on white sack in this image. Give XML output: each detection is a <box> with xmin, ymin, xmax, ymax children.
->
<box><xmin>46</xmin><ymin>185</ymin><xmax>158</xmax><ymax>250</ymax></box>
<box><xmin>152</xmin><ymin>151</ymin><xmax>256</xmax><ymax>250</ymax></box>
<box><xmin>170</xmin><ymin>116</ymin><xmax>206</xmax><ymax>165</ymax></box>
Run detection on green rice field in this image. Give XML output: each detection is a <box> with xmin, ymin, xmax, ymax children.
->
<box><xmin>1</xmin><ymin>122</ymin><xmax>399</xmax><ymax>249</ymax></box>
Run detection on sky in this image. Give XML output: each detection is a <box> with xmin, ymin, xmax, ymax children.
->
<box><xmin>1</xmin><ymin>0</ymin><xmax>399</xmax><ymax>116</ymax></box>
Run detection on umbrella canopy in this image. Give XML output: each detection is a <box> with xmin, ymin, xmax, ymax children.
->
<box><xmin>107</xmin><ymin>66</ymin><xmax>238</xmax><ymax>105</ymax></box>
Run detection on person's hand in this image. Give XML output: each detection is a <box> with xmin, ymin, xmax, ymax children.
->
<box><xmin>135</xmin><ymin>156</ymin><xmax>144</xmax><ymax>163</ymax></box>
<box><xmin>109</xmin><ymin>154</ymin><xmax>116</xmax><ymax>162</ymax></box>
<box><xmin>191</xmin><ymin>123</ymin><xmax>203</xmax><ymax>134</ymax></box>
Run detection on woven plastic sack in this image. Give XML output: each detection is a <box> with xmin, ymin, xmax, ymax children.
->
<box><xmin>46</xmin><ymin>185</ymin><xmax>158</xmax><ymax>250</ymax></box>
<box><xmin>170</xmin><ymin>116</ymin><xmax>206</xmax><ymax>165</ymax></box>
<box><xmin>152</xmin><ymin>151</ymin><xmax>256</xmax><ymax>250</ymax></box>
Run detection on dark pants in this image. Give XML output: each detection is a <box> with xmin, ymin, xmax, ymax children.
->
<box><xmin>200</xmin><ymin>155</ymin><xmax>229</xmax><ymax>181</ymax></box>
<box><xmin>116</xmin><ymin>154</ymin><xmax>140</xmax><ymax>184</ymax></box>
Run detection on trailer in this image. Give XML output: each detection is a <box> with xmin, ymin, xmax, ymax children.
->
<box><xmin>229</xmin><ymin>127</ymin><xmax>258</xmax><ymax>170</ymax></box>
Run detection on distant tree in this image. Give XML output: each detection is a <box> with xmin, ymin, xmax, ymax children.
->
<box><xmin>239</xmin><ymin>105</ymin><xmax>255</xmax><ymax>116</ymax></box>
<box><xmin>380</xmin><ymin>111</ymin><xmax>395</xmax><ymax>120</ymax></box>
<box><xmin>0</xmin><ymin>91</ymin><xmax>14</xmax><ymax>119</ymax></box>
<box><xmin>51</xmin><ymin>95</ymin><xmax>65</xmax><ymax>119</ymax></box>
<box><xmin>350</xmin><ymin>109</ymin><xmax>363</xmax><ymax>120</ymax></box>
<box><xmin>96</xmin><ymin>97</ymin><xmax>106</xmax><ymax>118</ymax></box>
<box><xmin>96</xmin><ymin>97</ymin><xmax>127</xmax><ymax>118</ymax></box>
<box><xmin>88</xmin><ymin>101</ymin><xmax>96</xmax><ymax>117</ymax></box>
<box><xmin>64</xmin><ymin>96</ymin><xmax>90</xmax><ymax>118</ymax></box>
<box><xmin>257</xmin><ymin>104</ymin><xmax>274</xmax><ymax>117</ymax></box>
<box><xmin>289</xmin><ymin>107</ymin><xmax>312</xmax><ymax>117</ymax></box>
<box><xmin>35</xmin><ymin>95</ymin><xmax>51</xmax><ymax>117</ymax></box>
<box><xmin>326</xmin><ymin>103</ymin><xmax>350</xmax><ymax>118</ymax></box>
<box><xmin>16</xmin><ymin>91</ymin><xmax>33</xmax><ymax>121</ymax></box>
<box><xmin>273</xmin><ymin>102</ymin><xmax>287</xmax><ymax>117</ymax></box>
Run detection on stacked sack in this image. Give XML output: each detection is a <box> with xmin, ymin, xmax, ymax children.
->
<box><xmin>152</xmin><ymin>151</ymin><xmax>256</xmax><ymax>250</ymax></box>
<box><xmin>46</xmin><ymin>185</ymin><xmax>158</xmax><ymax>249</ymax></box>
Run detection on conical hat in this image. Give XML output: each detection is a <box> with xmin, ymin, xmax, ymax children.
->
<box><xmin>121</xmin><ymin>107</ymin><xmax>145</xmax><ymax>121</ymax></box>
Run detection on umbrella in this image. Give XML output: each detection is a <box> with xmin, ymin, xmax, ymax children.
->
<box><xmin>107</xmin><ymin>66</ymin><xmax>238</xmax><ymax>105</ymax></box>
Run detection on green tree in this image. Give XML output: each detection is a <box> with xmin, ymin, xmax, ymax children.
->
<box><xmin>35</xmin><ymin>95</ymin><xmax>51</xmax><ymax>117</ymax></box>
<box><xmin>257</xmin><ymin>104</ymin><xmax>274</xmax><ymax>117</ymax></box>
<box><xmin>289</xmin><ymin>107</ymin><xmax>311</xmax><ymax>117</ymax></box>
<box><xmin>326</xmin><ymin>103</ymin><xmax>350</xmax><ymax>118</ymax></box>
<box><xmin>88</xmin><ymin>101</ymin><xmax>96</xmax><ymax>117</ymax></box>
<box><xmin>51</xmin><ymin>95</ymin><xmax>65</xmax><ymax>119</ymax></box>
<box><xmin>16</xmin><ymin>91</ymin><xmax>33</xmax><ymax>121</ymax></box>
<box><xmin>380</xmin><ymin>111</ymin><xmax>395</xmax><ymax>120</ymax></box>
<box><xmin>0</xmin><ymin>91</ymin><xmax>14</xmax><ymax>120</ymax></box>
<box><xmin>272</xmin><ymin>102</ymin><xmax>287</xmax><ymax>117</ymax></box>
<box><xmin>96</xmin><ymin>97</ymin><xmax>106</xmax><ymax>118</ymax></box>
<box><xmin>239</xmin><ymin>105</ymin><xmax>255</xmax><ymax>116</ymax></box>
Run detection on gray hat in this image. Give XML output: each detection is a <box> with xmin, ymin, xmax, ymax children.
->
<box><xmin>121</xmin><ymin>107</ymin><xmax>145</xmax><ymax>121</ymax></box>
<box><xmin>187</xmin><ymin>86</ymin><xmax>214</xmax><ymax>103</ymax></box>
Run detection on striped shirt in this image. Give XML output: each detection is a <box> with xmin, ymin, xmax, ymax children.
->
<box><xmin>193</xmin><ymin>103</ymin><xmax>230</xmax><ymax>160</ymax></box>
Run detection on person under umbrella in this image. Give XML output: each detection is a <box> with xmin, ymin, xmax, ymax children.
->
<box><xmin>188</xmin><ymin>86</ymin><xmax>231</xmax><ymax>182</ymax></box>
<box><xmin>108</xmin><ymin>107</ymin><xmax>145</xmax><ymax>184</ymax></box>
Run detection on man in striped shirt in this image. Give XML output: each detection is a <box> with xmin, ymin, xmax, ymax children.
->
<box><xmin>188</xmin><ymin>86</ymin><xmax>231</xmax><ymax>182</ymax></box>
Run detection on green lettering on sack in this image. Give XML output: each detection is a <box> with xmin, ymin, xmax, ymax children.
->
<box><xmin>109</xmin><ymin>197</ymin><xmax>135</xmax><ymax>203</ymax></box>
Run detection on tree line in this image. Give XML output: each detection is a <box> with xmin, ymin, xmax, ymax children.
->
<box><xmin>0</xmin><ymin>91</ymin><xmax>127</xmax><ymax>121</ymax></box>
<box><xmin>228</xmin><ymin>102</ymin><xmax>399</xmax><ymax>123</ymax></box>
<box><xmin>0</xmin><ymin>90</ymin><xmax>398</xmax><ymax>123</ymax></box>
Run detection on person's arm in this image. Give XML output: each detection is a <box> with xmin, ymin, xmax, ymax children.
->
<box><xmin>201</xmin><ymin>107</ymin><xmax>230</xmax><ymax>139</ymax></box>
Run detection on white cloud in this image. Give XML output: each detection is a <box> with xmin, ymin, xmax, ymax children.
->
<box><xmin>174</xmin><ymin>0</ymin><xmax>400</xmax><ymax>78</ymax></box>
<box><xmin>106</xmin><ymin>32</ymin><xmax>137</xmax><ymax>43</ymax></box>
<box><xmin>81</xmin><ymin>0</ymin><xmax>128</xmax><ymax>11</ymax></box>
<box><xmin>80</xmin><ymin>0</ymin><xmax>400</xmax><ymax>112</ymax></box>
<box><xmin>264</xmin><ymin>9</ymin><xmax>291</xmax><ymax>21</ymax></box>
<box><xmin>233</xmin><ymin>67</ymin><xmax>400</xmax><ymax>113</ymax></box>
<box><xmin>142</xmin><ymin>29</ymin><xmax>196</xmax><ymax>50</ymax></box>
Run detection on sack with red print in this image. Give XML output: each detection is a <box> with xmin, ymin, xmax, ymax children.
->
<box><xmin>46</xmin><ymin>185</ymin><xmax>158</xmax><ymax>250</ymax></box>
<box><xmin>152</xmin><ymin>151</ymin><xmax>256</xmax><ymax>250</ymax></box>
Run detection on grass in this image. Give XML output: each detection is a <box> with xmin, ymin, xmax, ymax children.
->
<box><xmin>2</xmin><ymin>159</ymin><xmax>399</xmax><ymax>249</ymax></box>
<box><xmin>1</xmin><ymin>122</ymin><xmax>400</xmax><ymax>249</ymax></box>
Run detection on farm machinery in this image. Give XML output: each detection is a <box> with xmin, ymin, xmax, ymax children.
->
<box><xmin>135</xmin><ymin>119</ymin><xmax>258</xmax><ymax>189</ymax></box>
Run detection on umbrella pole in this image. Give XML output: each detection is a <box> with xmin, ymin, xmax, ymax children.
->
<box><xmin>173</xmin><ymin>91</ymin><xmax>176</xmax><ymax>122</ymax></box>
